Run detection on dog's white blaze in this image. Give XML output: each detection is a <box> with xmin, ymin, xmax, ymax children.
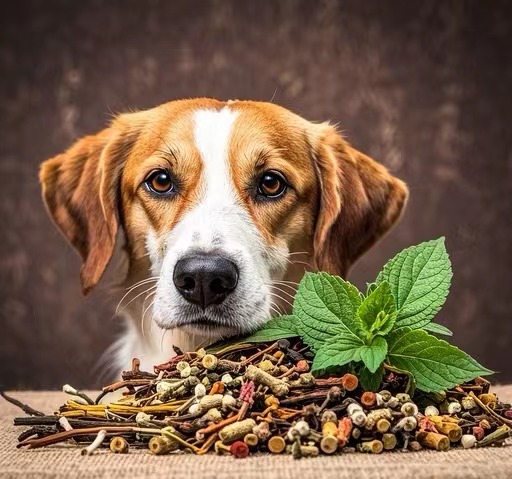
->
<box><xmin>125</xmin><ymin>107</ymin><xmax>288</xmax><ymax>371</ymax></box>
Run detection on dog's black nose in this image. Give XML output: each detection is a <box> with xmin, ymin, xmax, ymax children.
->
<box><xmin>173</xmin><ymin>255</ymin><xmax>239</xmax><ymax>309</ymax></box>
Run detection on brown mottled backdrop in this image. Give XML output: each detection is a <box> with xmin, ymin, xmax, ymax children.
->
<box><xmin>0</xmin><ymin>0</ymin><xmax>511</xmax><ymax>389</ymax></box>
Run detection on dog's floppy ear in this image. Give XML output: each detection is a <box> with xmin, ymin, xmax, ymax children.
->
<box><xmin>40</xmin><ymin>124</ymin><xmax>137</xmax><ymax>294</ymax></box>
<box><xmin>312</xmin><ymin>123</ymin><xmax>408</xmax><ymax>277</ymax></box>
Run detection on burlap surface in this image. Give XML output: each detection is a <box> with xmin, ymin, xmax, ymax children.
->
<box><xmin>1</xmin><ymin>388</ymin><xmax>511</xmax><ymax>479</ymax></box>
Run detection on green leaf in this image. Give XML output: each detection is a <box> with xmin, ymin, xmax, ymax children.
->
<box><xmin>359</xmin><ymin>336</ymin><xmax>388</xmax><ymax>373</ymax></box>
<box><xmin>357</xmin><ymin>281</ymin><xmax>397</xmax><ymax>336</ymax></box>
<box><xmin>422</xmin><ymin>322</ymin><xmax>453</xmax><ymax>336</ymax></box>
<box><xmin>243</xmin><ymin>315</ymin><xmax>298</xmax><ymax>343</ymax></box>
<box><xmin>311</xmin><ymin>334</ymin><xmax>363</xmax><ymax>374</ymax></box>
<box><xmin>359</xmin><ymin>364</ymin><xmax>384</xmax><ymax>392</ymax></box>
<box><xmin>387</xmin><ymin>328</ymin><xmax>493</xmax><ymax>392</ymax></box>
<box><xmin>376</xmin><ymin>237</ymin><xmax>452</xmax><ymax>330</ymax></box>
<box><xmin>293</xmin><ymin>272</ymin><xmax>364</xmax><ymax>352</ymax></box>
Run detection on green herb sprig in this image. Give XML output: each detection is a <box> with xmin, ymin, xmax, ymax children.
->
<box><xmin>243</xmin><ymin>238</ymin><xmax>493</xmax><ymax>393</ymax></box>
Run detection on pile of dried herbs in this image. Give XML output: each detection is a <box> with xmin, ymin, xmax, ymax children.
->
<box><xmin>5</xmin><ymin>238</ymin><xmax>512</xmax><ymax>457</ymax></box>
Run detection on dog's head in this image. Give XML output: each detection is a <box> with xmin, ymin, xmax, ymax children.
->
<box><xmin>40</xmin><ymin>99</ymin><xmax>407</xmax><ymax>340</ymax></box>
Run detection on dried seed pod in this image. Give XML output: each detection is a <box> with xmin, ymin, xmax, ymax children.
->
<box><xmin>268</xmin><ymin>435</ymin><xmax>286</xmax><ymax>454</ymax></box>
<box><xmin>479</xmin><ymin>419</ymin><xmax>491</xmax><ymax>430</ymax></box>
<box><xmin>221</xmin><ymin>373</ymin><xmax>234</xmax><ymax>384</ymax></box>
<box><xmin>245</xmin><ymin>365</ymin><xmax>289</xmax><ymax>396</ymax></box>
<box><xmin>258</xmin><ymin>360</ymin><xmax>276</xmax><ymax>373</ymax></box>
<box><xmin>461</xmin><ymin>434</ymin><xmax>477</xmax><ymax>449</ymax></box>
<box><xmin>202</xmin><ymin>408</ymin><xmax>222</xmax><ymax>423</ymax></box>
<box><xmin>198</xmin><ymin>394</ymin><xmax>223</xmax><ymax>412</ymax></box>
<box><xmin>109</xmin><ymin>436</ymin><xmax>129</xmax><ymax>454</ymax></box>
<box><xmin>357</xmin><ymin>439</ymin><xmax>383</xmax><ymax>454</ymax></box>
<box><xmin>219</xmin><ymin>418</ymin><xmax>256</xmax><ymax>444</ymax></box>
<box><xmin>293</xmin><ymin>420</ymin><xmax>310</xmax><ymax>437</ymax></box>
<box><xmin>180</xmin><ymin>365</ymin><xmax>192</xmax><ymax>378</ymax></box>
<box><xmin>221</xmin><ymin>394</ymin><xmax>237</xmax><ymax>409</ymax></box>
<box><xmin>367</xmin><ymin>408</ymin><xmax>392</xmax><ymax>423</ymax></box>
<box><xmin>417</xmin><ymin>431</ymin><xmax>450</xmax><ymax>451</ymax></box>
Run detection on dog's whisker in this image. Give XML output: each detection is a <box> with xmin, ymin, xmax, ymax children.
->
<box><xmin>116</xmin><ymin>278</ymin><xmax>159</xmax><ymax>311</ymax></box>
<box><xmin>116</xmin><ymin>284</ymin><xmax>158</xmax><ymax>316</ymax></box>
<box><xmin>160</xmin><ymin>328</ymin><xmax>169</xmax><ymax>352</ymax></box>
<box><xmin>141</xmin><ymin>293</ymin><xmax>157</xmax><ymax>339</ymax></box>
<box><xmin>288</xmin><ymin>251</ymin><xmax>310</xmax><ymax>256</ymax></box>
<box><xmin>269</xmin><ymin>285</ymin><xmax>296</xmax><ymax>301</ymax></box>
<box><xmin>268</xmin><ymin>292</ymin><xmax>293</xmax><ymax>309</ymax></box>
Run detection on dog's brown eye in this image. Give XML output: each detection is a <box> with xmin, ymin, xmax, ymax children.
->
<box><xmin>145</xmin><ymin>170</ymin><xmax>175</xmax><ymax>194</ymax></box>
<box><xmin>257</xmin><ymin>171</ymin><xmax>287</xmax><ymax>198</ymax></box>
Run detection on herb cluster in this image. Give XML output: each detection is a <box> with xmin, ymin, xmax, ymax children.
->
<box><xmin>244</xmin><ymin>238</ymin><xmax>492</xmax><ymax>393</ymax></box>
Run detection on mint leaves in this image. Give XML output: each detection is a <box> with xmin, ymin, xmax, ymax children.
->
<box><xmin>387</xmin><ymin>328</ymin><xmax>492</xmax><ymax>392</ymax></box>
<box><xmin>376</xmin><ymin>238</ymin><xmax>452</xmax><ymax>330</ymax></box>
<box><xmin>241</xmin><ymin>237</ymin><xmax>492</xmax><ymax>393</ymax></box>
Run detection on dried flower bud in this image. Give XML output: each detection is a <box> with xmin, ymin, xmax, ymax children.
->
<box><xmin>188</xmin><ymin>403</ymin><xmax>200</xmax><ymax>415</ymax></box>
<box><xmin>253</xmin><ymin>421</ymin><xmax>271</xmax><ymax>441</ymax></box>
<box><xmin>321</xmin><ymin>410</ymin><xmax>338</xmax><ymax>425</ymax></box>
<box><xmin>386</xmin><ymin>397</ymin><xmax>400</xmax><ymax>409</ymax></box>
<box><xmin>295</xmin><ymin>360</ymin><xmax>310</xmax><ymax>373</ymax></box>
<box><xmin>176</xmin><ymin>361</ymin><xmax>189</xmax><ymax>372</ymax></box>
<box><xmin>194</xmin><ymin>383</ymin><xmax>206</xmax><ymax>399</ymax></box>
<box><xmin>293</xmin><ymin>420</ymin><xmax>310</xmax><ymax>437</ymax></box>
<box><xmin>221</xmin><ymin>373</ymin><xmax>234</xmax><ymax>384</ymax></box>
<box><xmin>472</xmin><ymin>426</ymin><xmax>485</xmax><ymax>440</ymax></box>
<box><xmin>258</xmin><ymin>360</ymin><xmax>276</xmax><ymax>373</ymax></box>
<box><xmin>195</xmin><ymin>348</ymin><xmax>206</xmax><ymax>358</ymax></box>
<box><xmin>393</xmin><ymin>416</ymin><xmax>417</xmax><ymax>432</ymax></box>
<box><xmin>135</xmin><ymin>412</ymin><xmax>152</xmax><ymax>427</ymax></box>
<box><xmin>461</xmin><ymin>434</ymin><xmax>477</xmax><ymax>449</ymax></box>
<box><xmin>375</xmin><ymin>393</ymin><xmax>385</xmax><ymax>406</ymax></box>
<box><xmin>461</xmin><ymin>396</ymin><xmax>476</xmax><ymax>410</ymax></box>
<box><xmin>478</xmin><ymin>393</ymin><xmax>497</xmax><ymax>409</ymax></box>
<box><xmin>299</xmin><ymin>373</ymin><xmax>315</xmax><ymax>386</ymax></box>
<box><xmin>351</xmin><ymin>411</ymin><xmax>367</xmax><ymax>427</ymax></box>
<box><xmin>347</xmin><ymin>403</ymin><xmax>363</xmax><ymax>416</ymax></box>
<box><xmin>379</xmin><ymin>390</ymin><xmax>392</xmax><ymax>402</ymax></box>
<box><xmin>396</xmin><ymin>393</ymin><xmax>411</xmax><ymax>403</ymax></box>
<box><xmin>479</xmin><ymin>419</ymin><xmax>491</xmax><ymax>430</ymax></box>
<box><xmin>401</xmin><ymin>402</ymin><xmax>419</xmax><ymax>417</ymax></box>
<box><xmin>424</xmin><ymin>405</ymin><xmax>440</xmax><ymax>416</ymax></box>
<box><xmin>447</xmin><ymin>402</ymin><xmax>462</xmax><ymax>415</ymax></box>
<box><xmin>198</xmin><ymin>394</ymin><xmax>223</xmax><ymax>412</ymax></box>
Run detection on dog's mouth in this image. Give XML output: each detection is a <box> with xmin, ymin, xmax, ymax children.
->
<box><xmin>170</xmin><ymin>314</ymin><xmax>240</xmax><ymax>336</ymax></box>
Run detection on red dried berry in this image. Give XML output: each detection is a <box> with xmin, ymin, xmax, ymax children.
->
<box><xmin>230</xmin><ymin>441</ymin><xmax>250</xmax><ymax>458</ymax></box>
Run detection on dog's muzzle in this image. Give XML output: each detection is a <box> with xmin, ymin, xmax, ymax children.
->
<box><xmin>173</xmin><ymin>254</ymin><xmax>239</xmax><ymax>309</ymax></box>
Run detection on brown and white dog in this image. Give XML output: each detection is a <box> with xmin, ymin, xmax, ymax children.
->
<box><xmin>40</xmin><ymin>98</ymin><xmax>407</xmax><ymax>372</ymax></box>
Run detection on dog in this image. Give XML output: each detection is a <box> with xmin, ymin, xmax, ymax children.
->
<box><xmin>40</xmin><ymin>98</ymin><xmax>408</xmax><ymax>372</ymax></box>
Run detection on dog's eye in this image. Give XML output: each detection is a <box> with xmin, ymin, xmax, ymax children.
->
<box><xmin>145</xmin><ymin>170</ymin><xmax>175</xmax><ymax>194</ymax></box>
<box><xmin>257</xmin><ymin>171</ymin><xmax>287</xmax><ymax>198</ymax></box>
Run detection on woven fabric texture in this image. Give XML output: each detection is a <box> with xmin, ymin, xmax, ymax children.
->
<box><xmin>1</xmin><ymin>388</ymin><xmax>511</xmax><ymax>479</ymax></box>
